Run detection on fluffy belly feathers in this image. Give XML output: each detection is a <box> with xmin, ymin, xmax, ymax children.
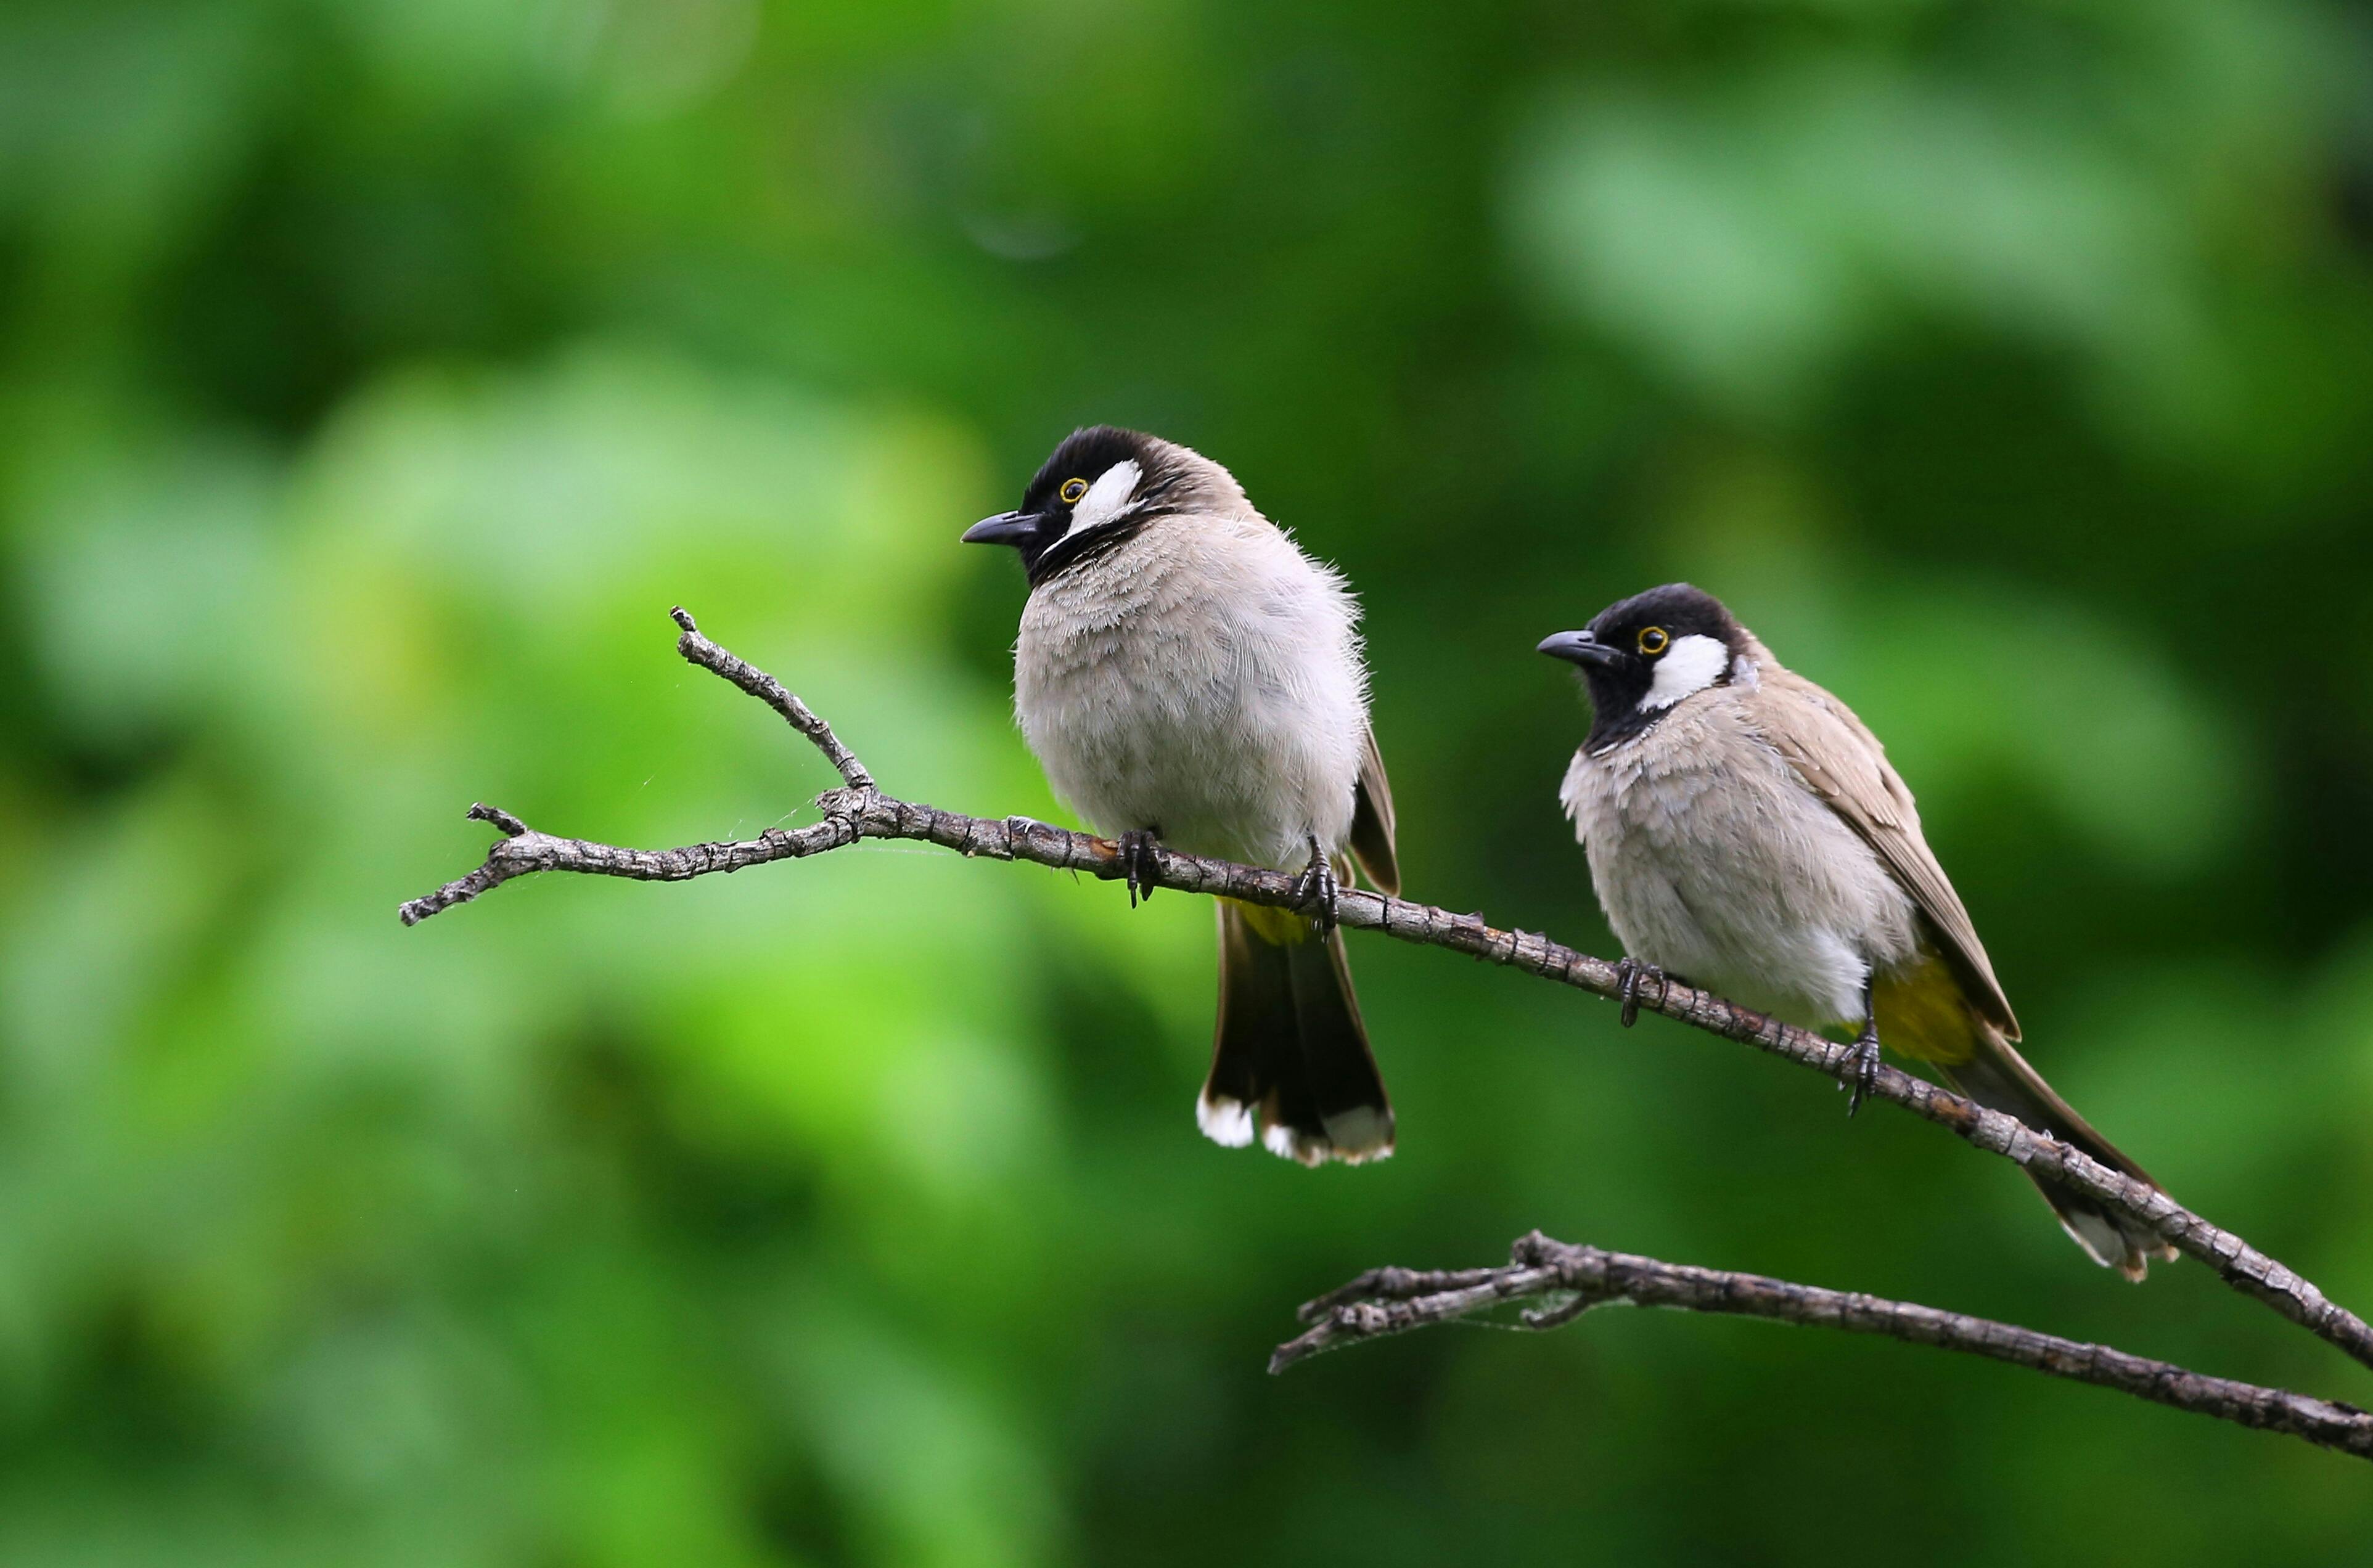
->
<box><xmin>1014</xmin><ymin>523</ymin><xmax>1366</xmax><ymax>873</ymax></box>
<box><xmin>1563</xmin><ymin>703</ymin><xmax>1922</xmax><ymax>1031</ymax></box>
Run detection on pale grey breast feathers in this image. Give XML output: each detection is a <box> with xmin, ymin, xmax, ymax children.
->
<box><xmin>1014</xmin><ymin>512</ymin><xmax>1373</xmax><ymax>873</ymax></box>
<box><xmin>1562</xmin><ymin>695</ymin><xmax>1920</xmax><ymax>1027</ymax></box>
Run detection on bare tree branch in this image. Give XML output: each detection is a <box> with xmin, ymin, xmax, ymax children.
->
<box><xmin>1273</xmin><ymin>1233</ymin><xmax>2373</xmax><ymax>1462</ymax></box>
<box><xmin>398</xmin><ymin>608</ymin><xmax>2373</xmax><ymax>1447</ymax></box>
<box><xmin>669</xmin><ymin>606</ymin><xmax>873</xmax><ymax>792</ymax></box>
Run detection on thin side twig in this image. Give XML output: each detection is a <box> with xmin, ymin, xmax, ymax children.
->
<box><xmin>670</xmin><ymin>606</ymin><xmax>874</xmax><ymax>791</ymax></box>
<box><xmin>396</xmin><ymin>608</ymin><xmax>2373</xmax><ymax>1415</ymax></box>
<box><xmin>1271</xmin><ymin>1233</ymin><xmax>2373</xmax><ymax>1463</ymax></box>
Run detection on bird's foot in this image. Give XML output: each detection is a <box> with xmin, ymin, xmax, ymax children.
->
<box><xmin>1840</xmin><ymin>1019</ymin><xmax>1882</xmax><ymax>1117</ymax></box>
<box><xmin>1291</xmin><ymin>835</ymin><xmax>1339</xmax><ymax>934</ymax></box>
<box><xmin>1118</xmin><ymin>829</ymin><xmax>1160</xmax><ymax>908</ymax></box>
<box><xmin>1613</xmin><ymin>958</ymin><xmax>1665</xmax><ymax>1028</ymax></box>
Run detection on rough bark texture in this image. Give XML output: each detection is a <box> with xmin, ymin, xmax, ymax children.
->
<box><xmin>1273</xmin><ymin>1234</ymin><xmax>2373</xmax><ymax>1462</ymax></box>
<box><xmin>399</xmin><ymin>607</ymin><xmax>2373</xmax><ymax>1460</ymax></box>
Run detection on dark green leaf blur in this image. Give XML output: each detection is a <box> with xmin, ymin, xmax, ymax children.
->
<box><xmin>4</xmin><ymin>0</ymin><xmax>2372</xmax><ymax>1560</ymax></box>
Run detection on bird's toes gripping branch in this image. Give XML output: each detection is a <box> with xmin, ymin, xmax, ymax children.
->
<box><xmin>1292</xmin><ymin>835</ymin><xmax>1339</xmax><ymax>934</ymax></box>
<box><xmin>1613</xmin><ymin>957</ymin><xmax>1665</xmax><ymax>1028</ymax></box>
<box><xmin>1118</xmin><ymin>829</ymin><xmax>1162</xmax><ymax>907</ymax></box>
<box><xmin>1841</xmin><ymin>1017</ymin><xmax>1883</xmax><ymax>1117</ymax></box>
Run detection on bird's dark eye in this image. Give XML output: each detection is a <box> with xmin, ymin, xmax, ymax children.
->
<box><xmin>1059</xmin><ymin>478</ymin><xmax>1089</xmax><ymax>504</ymax></box>
<box><xmin>1637</xmin><ymin>627</ymin><xmax>1669</xmax><ymax>655</ymax></box>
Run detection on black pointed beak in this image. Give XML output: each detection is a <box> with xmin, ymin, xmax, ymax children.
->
<box><xmin>1539</xmin><ymin>630</ymin><xmax>1618</xmax><ymax>668</ymax></box>
<box><xmin>962</xmin><ymin>510</ymin><xmax>1037</xmax><ymax>546</ymax></box>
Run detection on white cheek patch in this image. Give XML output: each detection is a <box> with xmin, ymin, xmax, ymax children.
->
<box><xmin>1062</xmin><ymin>459</ymin><xmax>1141</xmax><ymax>539</ymax></box>
<box><xmin>1639</xmin><ymin>633</ymin><xmax>1730</xmax><ymax>710</ymax></box>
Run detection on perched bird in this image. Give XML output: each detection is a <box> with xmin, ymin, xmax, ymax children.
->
<box><xmin>963</xmin><ymin>426</ymin><xmax>1399</xmax><ymax>1165</ymax></box>
<box><xmin>1540</xmin><ymin>584</ymin><xmax>2173</xmax><ymax>1278</ymax></box>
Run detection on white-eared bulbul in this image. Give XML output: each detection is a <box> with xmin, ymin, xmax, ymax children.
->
<box><xmin>1542</xmin><ymin>584</ymin><xmax>2173</xmax><ymax>1278</ymax></box>
<box><xmin>965</xmin><ymin>427</ymin><xmax>1398</xmax><ymax>1165</ymax></box>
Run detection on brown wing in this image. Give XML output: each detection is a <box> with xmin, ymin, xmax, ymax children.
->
<box><xmin>1346</xmin><ymin>724</ymin><xmax>1400</xmax><ymax>896</ymax></box>
<box><xmin>1743</xmin><ymin>648</ymin><xmax>2019</xmax><ymax>1039</ymax></box>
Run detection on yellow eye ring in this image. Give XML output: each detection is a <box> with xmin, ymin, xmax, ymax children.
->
<box><xmin>1059</xmin><ymin>477</ymin><xmax>1089</xmax><ymax>504</ymax></box>
<box><xmin>1637</xmin><ymin>627</ymin><xmax>1669</xmax><ymax>655</ymax></box>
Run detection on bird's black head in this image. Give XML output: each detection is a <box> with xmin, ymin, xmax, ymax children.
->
<box><xmin>1539</xmin><ymin>584</ymin><xmax>1752</xmax><ymax>751</ymax></box>
<box><xmin>962</xmin><ymin>426</ymin><xmax>1195</xmax><ymax>586</ymax></box>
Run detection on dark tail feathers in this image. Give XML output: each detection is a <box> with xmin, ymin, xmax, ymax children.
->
<box><xmin>1200</xmin><ymin>902</ymin><xmax>1393</xmax><ymax>1166</ymax></box>
<box><xmin>1945</xmin><ymin>1034</ymin><xmax>2175</xmax><ymax>1281</ymax></box>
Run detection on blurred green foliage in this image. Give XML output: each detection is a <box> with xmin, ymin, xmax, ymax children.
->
<box><xmin>4</xmin><ymin>0</ymin><xmax>2373</xmax><ymax>1561</ymax></box>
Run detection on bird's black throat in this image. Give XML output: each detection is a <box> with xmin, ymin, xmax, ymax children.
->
<box><xmin>1546</xmin><ymin>582</ymin><xmax>1752</xmax><ymax>754</ymax></box>
<box><xmin>1022</xmin><ymin>514</ymin><xmax>1161</xmax><ymax>587</ymax></box>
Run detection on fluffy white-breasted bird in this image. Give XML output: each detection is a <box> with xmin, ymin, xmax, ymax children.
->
<box><xmin>1542</xmin><ymin>584</ymin><xmax>2173</xmax><ymax>1278</ymax></box>
<box><xmin>964</xmin><ymin>427</ymin><xmax>1399</xmax><ymax>1164</ymax></box>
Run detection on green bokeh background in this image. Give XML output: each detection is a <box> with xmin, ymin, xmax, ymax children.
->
<box><xmin>6</xmin><ymin>0</ymin><xmax>2373</xmax><ymax>1560</ymax></box>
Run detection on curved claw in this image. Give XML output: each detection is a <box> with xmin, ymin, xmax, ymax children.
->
<box><xmin>1291</xmin><ymin>836</ymin><xmax>1339</xmax><ymax>934</ymax></box>
<box><xmin>1613</xmin><ymin>957</ymin><xmax>1665</xmax><ymax>1028</ymax></box>
<box><xmin>1118</xmin><ymin>829</ymin><xmax>1160</xmax><ymax>908</ymax></box>
<box><xmin>1842</xmin><ymin>1026</ymin><xmax>1882</xmax><ymax>1117</ymax></box>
